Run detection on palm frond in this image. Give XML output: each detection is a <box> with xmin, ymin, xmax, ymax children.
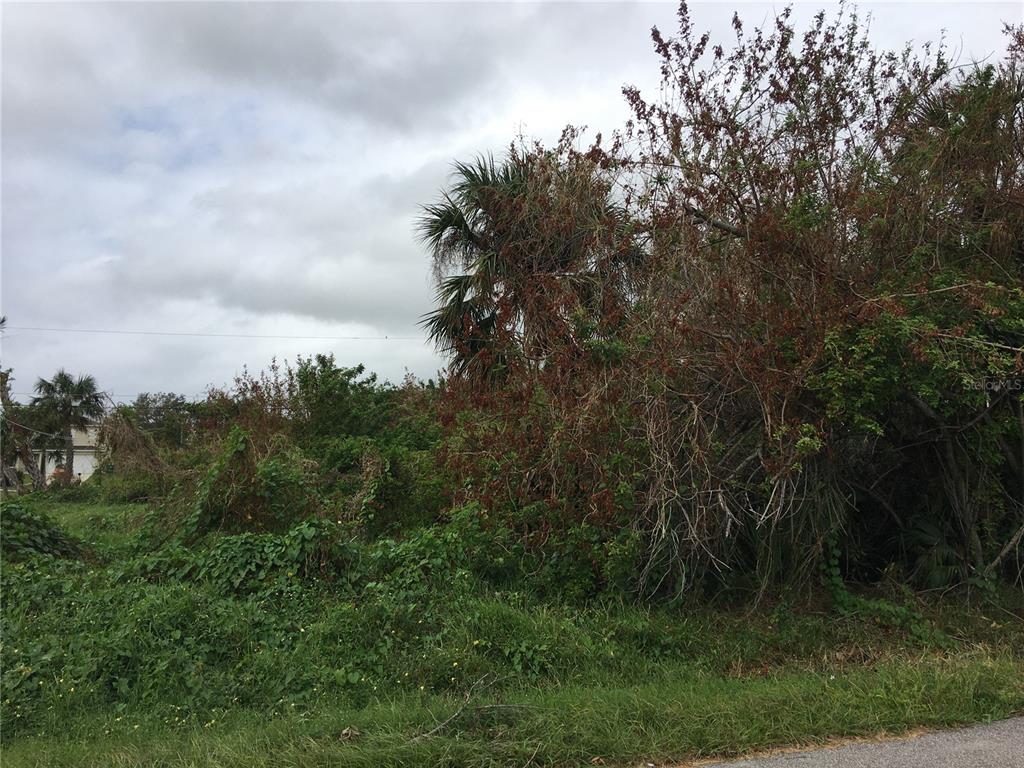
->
<box><xmin>416</xmin><ymin>194</ymin><xmax>482</xmax><ymax>276</ymax></box>
<box><xmin>420</xmin><ymin>274</ymin><xmax>484</xmax><ymax>353</ymax></box>
<box><xmin>32</xmin><ymin>369</ymin><xmax>105</xmax><ymax>426</ymax></box>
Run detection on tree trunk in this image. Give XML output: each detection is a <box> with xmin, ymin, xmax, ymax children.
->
<box><xmin>64</xmin><ymin>428</ymin><xmax>75</xmax><ymax>485</ymax></box>
<box><xmin>0</xmin><ymin>369</ymin><xmax>46</xmax><ymax>491</ymax></box>
<box><xmin>2</xmin><ymin>465</ymin><xmax>24</xmax><ymax>494</ymax></box>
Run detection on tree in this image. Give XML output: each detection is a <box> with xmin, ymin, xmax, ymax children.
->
<box><xmin>127</xmin><ymin>392</ymin><xmax>194</xmax><ymax>448</ymax></box>
<box><xmin>293</xmin><ymin>355</ymin><xmax>391</xmax><ymax>441</ymax></box>
<box><xmin>422</xmin><ymin>4</ymin><xmax>1024</xmax><ymax>594</ymax></box>
<box><xmin>418</xmin><ymin>152</ymin><xmax>528</xmax><ymax>376</ymax></box>
<box><xmin>0</xmin><ymin>318</ymin><xmax>48</xmax><ymax>491</ymax></box>
<box><xmin>32</xmin><ymin>370</ymin><xmax>105</xmax><ymax>484</ymax></box>
<box><xmin>418</xmin><ymin>149</ymin><xmax>633</xmax><ymax>379</ymax></box>
<box><xmin>0</xmin><ymin>370</ymin><xmax>47</xmax><ymax>491</ymax></box>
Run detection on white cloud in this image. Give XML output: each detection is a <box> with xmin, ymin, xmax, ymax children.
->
<box><xmin>2</xmin><ymin>1</ymin><xmax>1017</xmax><ymax>399</ymax></box>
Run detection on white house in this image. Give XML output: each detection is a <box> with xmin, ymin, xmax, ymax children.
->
<box><xmin>16</xmin><ymin>425</ymin><xmax>101</xmax><ymax>484</ymax></box>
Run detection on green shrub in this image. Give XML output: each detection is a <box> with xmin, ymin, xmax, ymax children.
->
<box><xmin>294</xmin><ymin>356</ymin><xmax>394</xmax><ymax>442</ymax></box>
<box><xmin>40</xmin><ymin>474</ymin><xmax>162</xmax><ymax>506</ymax></box>
<box><xmin>348</xmin><ymin>445</ymin><xmax>448</xmax><ymax>536</ymax></box>
<box><xmin>97</xmin><ymin>474</ymin><xmax>163</xmax><ymax>504</ymax></box>
<box><xmin>129</xmin><ymin>518</ymin><xmax>354</xmax><ymax>594</ymax></box>
<box><xmin>41</xmin><ymin>484</ymin><xmax>102</xmax><ymax>503</ymax></box>
<box><xmin>182</xmin><ymin>428</ymin><xmax>322</xmax><ymax>540</ymax></box>
<box><xmin>0</xmin><ymin>504</ymin><xmax>83</xmax><ymax>561</ymax></box>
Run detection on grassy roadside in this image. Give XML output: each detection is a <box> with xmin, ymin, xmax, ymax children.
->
<box><xmin>5</xmin><ymin>656</ymin><xmax>1022</xmax><ymax>767</ymax></box>
<box><xmin>3</xmin><ymin>499</ymin><xmax>1022</xmax><ymax>767</ymax></box>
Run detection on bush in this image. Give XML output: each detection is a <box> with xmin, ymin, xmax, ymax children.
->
<box><xmin>347</xmin><ymin>444</ymin><xmax>448</xmax><ymax>536</ymax></box>
<box><xmin>96</xmin><ymin>473</ymin><xmax>163</xmax><ymax>504</ymax></box>
<box><xmin>423</xmin><ymin>17</ymin><xmax>1024</xmax><ymax>596</ymax></box>
<box><xmin>0</xmin><ymin>503</ymin><xmax>83</xmax><ymax>561</ymax></box>
<box><xmin>40</xmin><ymin>484</ymin><xmax>102</xmax><ymax>503</ymax></box>
<box><xmin>178</xmin><ymin>427</ymin><xmax>323</xmax><ymax>540</ymax></box>
<box><xmin>128</xmin><ymin>518</ymin><xmax>354</xmax><ymax>594</ymax></box>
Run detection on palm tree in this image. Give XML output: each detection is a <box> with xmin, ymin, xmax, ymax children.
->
<box><xmin>418</xmin><ymin>150</ymin><xmax>625</xmax><ymax>378</ymax></box>
<box><xmin>417</xmin><ymin>152</ymin><xmax>529</xmax><ymax>378</ymax></box>
<box><xmin>32</xmin><ymin>370</ymin><xmax>104</xmax><ymax>484</ymax></box>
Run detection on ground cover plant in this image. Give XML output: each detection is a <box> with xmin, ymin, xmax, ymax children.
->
<box><xmin>1</xmin><ymin>496</ymin><xmax>1023</xmax><ymax>767</ymax></box>
<box><xmin>1</xmin><ymin>4</ymin><xmax>1022</xmax><ymax>766</ymax></box>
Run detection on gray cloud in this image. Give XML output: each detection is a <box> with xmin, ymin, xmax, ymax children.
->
<box><xmin>2</xmin><ymin>2</ymin><xmax>1017</xmax><ymax>398</ymax></box>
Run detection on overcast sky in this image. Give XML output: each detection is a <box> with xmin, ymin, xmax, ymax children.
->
<box><xmin>1</xmin><ymin>1</ymin><xmax>1019</xmax><ymax>403</ymax></box>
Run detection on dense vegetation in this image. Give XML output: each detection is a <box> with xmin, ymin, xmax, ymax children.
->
<box><xmin>419</xmin><ymin>9</ymin><xmax>1024</xmax><ymax>597</ymax></box>
<box><xmin>2</xmin><ymin>5</ymin><xmax>1022</xmax><ymax>766</ymax></box>
<box><xmin>3</xmin><ymin>495</ymin><xmax>1023</xmax><ymax>766</ymax></box>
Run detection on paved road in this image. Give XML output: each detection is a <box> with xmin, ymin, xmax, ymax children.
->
<box><xmin>701</xmin><ymin>717</ymin><xmax>1024</xmax><ymax>767</ymax></box>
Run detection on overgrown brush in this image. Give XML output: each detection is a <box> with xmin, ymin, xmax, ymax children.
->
<box><xmin>8</xmin><ymin>495</ymin><xmax>1022</xmax><ymax>744</ymax></box>
<box><xmin>94</xmin><ymin>354</ymin><xmax>447</xmax><ymax>546</ymax></box>
<box><xmin>33</xmin><ymin>4</ymin><xmax>1021</xmax><ymax>606</ymax></box>
<box><xmin>421</xmin><ymin>5</ymin><xmax>1024</xmax><ymax>597</ymax></box>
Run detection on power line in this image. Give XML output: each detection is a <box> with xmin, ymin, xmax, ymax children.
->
<box><xmin>10</xmin><ymin>392</ymin><xmax>196</xmax><ymax>400</ymax></box>
<box><xmin>1</xmin><ymin>416</ymin><xmax>63</xmax><ymax>440</ymax></box>
<box><xmin>5</xmin><ymin>325</ymin><xmax>424</xmax><ymax>341</ymax></box>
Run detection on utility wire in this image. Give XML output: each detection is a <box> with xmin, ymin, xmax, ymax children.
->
<box><xmin>10</xmin><ymin>392</ymin><xmax>188</xmax><ymax>401</ymax></box>
<box><xmin>1</xmin><ymin>416</ymin><xmax>63</xmax><ymax>440</ymax></box>
<box><xmin>6</xmin><ymin>325</ymin><xmax>423</xmax><ymax>341</ymax></box>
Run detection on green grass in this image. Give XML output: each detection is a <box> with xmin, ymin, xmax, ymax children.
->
<box><xmin>3</xmin><ymin>499</ymin><xmax>1022</xmax><ymax>767</ymax></box>
<box><xmin>29</xmin><ymin>500</ymin><xmax>147</xmax><ymax>554</ymax></box>
<box><xmin>5</xmin><ymin>657</ymin><xmax>1022</xmax><ymax>767</ymax></box>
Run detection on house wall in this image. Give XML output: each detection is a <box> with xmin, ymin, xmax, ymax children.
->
<box><xmin>17</xmin><ymin>425</ymin><xmax>101</xmax><ymax>483</ymax></box>
<box><xmin>37</xmin><ymin>449</ymin><xmax>99</xmax><ymax>481</ymax></box>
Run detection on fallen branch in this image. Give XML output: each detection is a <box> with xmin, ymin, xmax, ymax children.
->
<box><xmin>411</xmin><ymin>675</ymin><xmax>495</xmax><ymax>743</ymax></box>
<box><xmin>985</xmin><ymin>519</ymin><xmax>1024</xmax><ymax>578</ymax></box>
<box><xmin>410</xmin><ymin>676</ymin><xmax>540</xmax><ymax>743</ymax></box>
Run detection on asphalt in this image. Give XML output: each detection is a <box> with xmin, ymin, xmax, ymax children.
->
<box><xmin>699</xmin><ymin>717</ymin><xmax>1024</xmax><ymax>768</ymax></box>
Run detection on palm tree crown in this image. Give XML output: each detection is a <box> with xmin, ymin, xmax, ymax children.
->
<box><xmin>417</xmin><ymin>153</ymin><xmax>528</xmax><ymax>377</ymax></box>
<box><xmin>34</xmin><ymin>370</ymin><xmax>105</xmax><ymax>427</ymax></box>
<box><xmin>33</xmin><ymin>369</ymin><xmax>105</xmax><ymax>482</ymax></box>
<box><xmin>418</xmin><ymin>150</ymin><xmax>627</xmax><ymax>379</ymax></box>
